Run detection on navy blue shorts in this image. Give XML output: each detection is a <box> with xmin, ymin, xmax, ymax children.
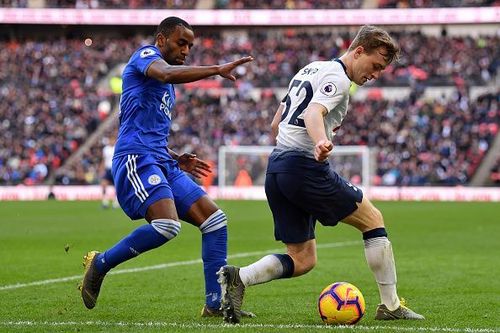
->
<box><xmin>102</xmin><ymin>168</ymin><xmax>114</xmax><ymax>184</ymax></box>
<box><xmin>112</xmin><ymin>154</ymin><xmax>206</xmax><ymax>220</ymax></box>
<box><xmin>265</xmin><ymin>150</ymin><xmax>363</xmax><ymax>244</ymax></box>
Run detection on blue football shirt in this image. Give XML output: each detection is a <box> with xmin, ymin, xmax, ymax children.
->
<box><xmin>115</xmin><ymin>45</ymin><xmax>176</xmax><ymax>159</ymax></box>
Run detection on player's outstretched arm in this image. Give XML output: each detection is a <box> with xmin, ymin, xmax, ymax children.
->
<box><xmin>147</xmin><ymin>56</ymin><xmax>253</xmax><ymax>84</ymax></box>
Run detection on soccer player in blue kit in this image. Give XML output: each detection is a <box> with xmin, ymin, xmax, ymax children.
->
<box><xmin>80</xmin><ymin>16</ymin><xmax>253</xmax><ymax>317</ymax></box>
<box><xmin>217</xmin><ymin>25</ymin><xmax>424</xmax><ymax>323</ymax></box>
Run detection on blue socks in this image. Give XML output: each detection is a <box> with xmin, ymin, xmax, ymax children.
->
<box><xmin>92</xmin><ymin>210</ymin><xmax>227</xmax><ymax>311</ymax></box>
<box><xmin>95</xmin><ymin>219</ymin><xmax>181</xmax><ymax>274</ymax></box>
<box><xmin>199</xmin><ymin>210</ymin><xmax>228</xmax><ymax>310</ymax></box>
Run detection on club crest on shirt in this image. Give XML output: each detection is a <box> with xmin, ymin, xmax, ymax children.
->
<box><xmin>320</xmin><ymin>82</ymin><xmax>337</xmax><ymax>96</ymax></box>
<box><xmin>148</xmin><ymin>174</ymin><xmax>161</xmax><ymax>185</ymax></box>
<box><xmin>140</xmin><ymin>48</ymin><xmax>156</xmax><ymax>58</ymax></box>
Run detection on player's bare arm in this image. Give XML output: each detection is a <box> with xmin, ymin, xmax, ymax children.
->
<box><xmin>271</xmin><ymin>103</ymin><xmax>285</xmax><ymax>140</ymax></box>
<box><xmin>146</xmin><ymin>57</ymin><xmax>253</xmax><ymax>84</ymax></box>
<box><xmin>303</xmin><ymin>103</ymin><xmax>333</xmax><ymax>162</ymax></box>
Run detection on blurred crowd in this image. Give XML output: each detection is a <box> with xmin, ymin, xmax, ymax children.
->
<box><xmin>0</xmin><ymin>0</ymin><xmax>496</xmax><ymax>8</ymax></box>
<box><xmin>198</xmin><ymin>30</ymin><xmax>499</xmax><ymax>87</ymax></box>
<box><xmin>125</xmin><ymin>88</ymin><xmax>499</xmax><ymax>187</ymax></box>
<box><xmin>340</xmin><ymin>92</ymin><xmax>499</xmax><ymax>186</ymax></box>
<box><xmin>213</xmin><ymin>0</ymin><xmax>363</xmax><ymax>9</ymax></box>
<box><xmin>0</xmin><ymin>36</ymin><xmax>139</xmax><ymax>185</ymax></box>
<box><xmin>377</xmin><ymin>0</ymin><xmax>498</xmax><ymax>8</ymax></box>
<box><xmin>0</xmin><ymin>28</ymin><xmax>498</xmax><ymax>186</ymax></box>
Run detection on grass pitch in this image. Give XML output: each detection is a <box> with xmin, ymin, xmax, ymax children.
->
<box><xmin>0</xmin><ymin>200</ymin><xmax>498</xmax><ymax>332</ymax></box>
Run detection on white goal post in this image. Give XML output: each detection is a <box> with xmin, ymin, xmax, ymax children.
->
<box><xmin>218</xmin><ymin>145</ymin><xmax>374</xmax><ymax>190</ymax></box>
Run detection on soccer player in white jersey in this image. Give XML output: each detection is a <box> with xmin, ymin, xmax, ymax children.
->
<box><xmin>218</xmin><ymin>25</ymin><xmax>424</xmax><ymax>323</ymax></box>
<box><xmin>100</xmin><ymin>136</ymin><xmax>118</xmax><ymax>209</ymax></box>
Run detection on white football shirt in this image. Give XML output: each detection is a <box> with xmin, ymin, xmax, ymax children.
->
<box><xmin>277</xmin><ymin>60</ymin><xmax>351</xmax><ymax>155</ymax></box>
<box><xmin>103</xmin><ymin>144</ymin><xmax>115</xmax><ymax>169</ymax></box>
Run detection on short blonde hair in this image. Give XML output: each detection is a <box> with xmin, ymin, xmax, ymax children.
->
<box><xmin>348</xmin><ymin>25</ymin><xmax>400</xmax><ymax>64</ymax></box>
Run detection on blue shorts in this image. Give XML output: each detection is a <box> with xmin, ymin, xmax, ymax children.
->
<box><xmin>102</xmin><ymin>168</ymin><xmax>114</xmax><ymax>184</ymax></box>
<box><xmin>112</xmin><ymin>154</ymin><xmax>206</xmax><ymax>220</ymax></box>
<box><xmin>265</xmin><ymin>149</ymin><xmax>363</xmax><ymax>244</ymax></box>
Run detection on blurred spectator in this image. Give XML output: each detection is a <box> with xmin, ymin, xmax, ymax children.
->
<box><xmin>234</xmin><ymin>166</ymin><xmax>253</xmax><ymax>186</ymax></box>
<box><xmin>490</xmin><ymin>157</ymin><xmax>500</xmax><ymax>185</ymax></box>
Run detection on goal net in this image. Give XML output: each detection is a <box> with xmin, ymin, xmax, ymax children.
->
<box><xmin>218</xmin><ymin>145</ymin><xmax>374</xmax><ymax>190</ymax></box>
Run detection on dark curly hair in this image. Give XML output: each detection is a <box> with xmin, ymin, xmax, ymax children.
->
<box><xmin>155</xmin><ymin>16</ymin><xmax>193</xmax><ymax>38</ymax></box>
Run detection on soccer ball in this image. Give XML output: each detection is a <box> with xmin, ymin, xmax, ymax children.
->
<box><xmin>318</xmin><ymin>282</ymin><xmax>366</xmax><ymax>325</ymax></box>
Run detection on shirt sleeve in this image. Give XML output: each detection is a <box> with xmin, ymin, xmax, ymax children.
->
<box><xmin>310</xmin><ymin>70</ymin><xmax>349</xmax><ymax>113</ymax></box>
<box><xmin>131</xmin><ymin>46</ymin><xmax>163</xmax><ymax>76</ymax></box>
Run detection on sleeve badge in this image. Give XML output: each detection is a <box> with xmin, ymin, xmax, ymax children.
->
<box><xmin>320</xmin><ymin>82</ymin><xmax>337</xmax><ymax>96</ymax></box>
<box><xmin>140</xmin><ymin>48</ymin><xmax>156</xmax><ymax>58</ymax></box>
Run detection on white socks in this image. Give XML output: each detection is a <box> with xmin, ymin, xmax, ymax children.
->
<box><xmin>239</xmin><ymin>255</ymin><xmax>284</xmax><ymax>286</ymax></box>
<box><xmin>364</xmin><ymin>237</ymin><xmax>400</xmax><ymax>311</ymax></box>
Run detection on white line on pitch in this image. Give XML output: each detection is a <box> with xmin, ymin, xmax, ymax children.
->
<box><xmin>0</xmin><ymin>241</ymin><xmax>360</xmax><ymax>291</ymax></box>
<box><xmin>0</xmin><ymin>321</ymin><xmax>496</xmax><ymax>333</ymax></box>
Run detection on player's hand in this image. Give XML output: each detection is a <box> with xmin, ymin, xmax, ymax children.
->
<box><xmin>218</xmin><ymin>56</ymin><xmax>254</xmax><ymax>81</ymax></box>
<box><xmin>177</xmin><ymin>153</ymin><xmax>212</xmax><ymax>179</ymax></box>
<box><xmin>314</xmin><ymin>140</ymin><xmax>333</xmax><ymax>162</ymax></box>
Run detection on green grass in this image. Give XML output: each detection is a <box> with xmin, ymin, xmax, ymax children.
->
<box><xmin>0</xmin><ymin>200</ymin><xmax>499</xmax><ymax>333</ymax></box>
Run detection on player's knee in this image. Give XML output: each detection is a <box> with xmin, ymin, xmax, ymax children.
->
<box><xmin>199</xmin><ymin>209</ymin><xmax>227</xmax><ymax>234</ymax></box>
<box><xmin>151</xmin><ymin>219</ymin><xmax>181</xmax><ymax>240</ymax></box>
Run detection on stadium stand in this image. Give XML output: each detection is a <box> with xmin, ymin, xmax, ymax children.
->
<box><xmin>377</xmin><ymin>0</ymin><xmax>498</xmax><ymax>8</ymax></box>
<box><xmin>1</xmin><ymin>0</ymin><xmax>496</xmax><ymax>8</ymax></box>
<box><xmin>340</xmin><ymin>93</ymin><xmax>499</xmax><ymax>186</ymax></box>
<box><xmin>0</xmin><ymin>3</ymin><xmax>498</xmax><ymax>187</ymax></box>
<box><xmin>213</xmin><ymin>0</ymin><xmax>363</xmax><ymax>9</ymax></box>
<box><xmin>0</xmin><ymin>0</ymin><xmax>199</xmax><ymax>8</ymax></box>
<box><xmin>0</xmin><ymin>37</ymin><xmax>137</xmax><ymax>185</ymax></box>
